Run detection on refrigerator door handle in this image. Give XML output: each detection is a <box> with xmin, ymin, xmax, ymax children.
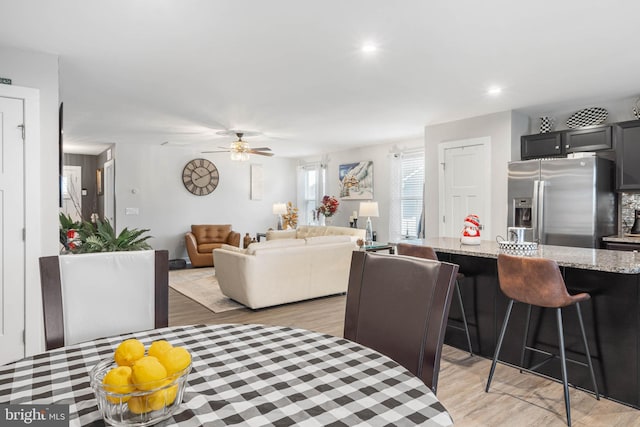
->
<box><xmin>537</xmin><ymin>180</ymin><xmax>545</xmax><ymax>243</ymax></box>
<box><xmin>532</xmin><ymin>180</ymin><xmax>539</xmax><ymax>243</ymax></box>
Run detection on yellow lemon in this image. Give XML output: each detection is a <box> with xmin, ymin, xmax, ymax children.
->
<box><xmin>102</xmin><ymin>366</ymin><xmax>135</xmax><ymax>403</ymax></box>
<box><xmin>131</xmin><ymin>356</ymin><xmax>167</xmax><ymax>391</ymax></box>
<box><xmin>157</xmin><ymin>347</ymin><xmax>191</xmax><ymax>377</ymax></box>
<box><xmin>146</xmin><ymin>382</ymin><xmax>179</xmax><ymax>411</ymax></box>
<box><xmin>148</xmin><ymin>340</ymin><xmax>173</xmax><ymax>359</ymax></box>
<box><xmin>114</xmin><ymin>339</ymin><xmax>145</xmax><ymax>367</ymax></box>
<box><xmin>127</xmin><ymin>396</ymin><xmax>150</xmax><ymax>414</ymax></box>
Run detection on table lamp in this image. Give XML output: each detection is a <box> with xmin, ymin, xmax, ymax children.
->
<box><xmin>359</xmin><ymin>201</ymin><xmax>379</xmax><ymax>245</ymax></box>
<box><xmin>273</xmin><ymin>203</ymin><xmax>287</xmax><ymax>230</ymax></box>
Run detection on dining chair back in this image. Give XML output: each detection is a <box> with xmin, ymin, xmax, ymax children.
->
<box><xmin>396</xmin><ymin>242</ymin><xmax>474</xmax><ymax>355</ymax></box>
<box><xmin>344</xmin><ymin>250</ymin><xmax>458</xmax><ymax>394</ymax></box>
<box><xmin>39</xmin><ymin>250</ymin><xmax>169</xmax><ymax>350</ymax></box>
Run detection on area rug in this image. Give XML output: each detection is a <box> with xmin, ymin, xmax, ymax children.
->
<box><xmin>169</xmin><ymin>267</ymin><xmax>244</xmax><ymax>313</ymax></box>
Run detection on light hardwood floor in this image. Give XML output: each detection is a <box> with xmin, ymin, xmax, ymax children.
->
<box><xmin>169</xmin><ymin>288</ymin><xmax>640</xmax><ymax>426</ymax></box>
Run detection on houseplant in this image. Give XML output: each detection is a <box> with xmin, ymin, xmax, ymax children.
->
<box><xmin>317</xmin><ymin>195</ymin><xmax>339</xmax><ymax>225</ymax></box>
<box><xmin>59</xmin><ymin>213</ymin><xmax>152</xmax><ymax>254</ymax></box>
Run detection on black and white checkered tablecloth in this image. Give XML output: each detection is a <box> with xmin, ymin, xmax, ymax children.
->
<box><xmin>0</xmin><ymin>324</ymin><xmax>453</xmax><ymax>426</ymax></box>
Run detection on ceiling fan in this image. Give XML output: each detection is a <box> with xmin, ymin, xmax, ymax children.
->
<box><xmin>202</xmin><ymin>131</ymin><xmax>274</xmax><ymax>160</ymax></box>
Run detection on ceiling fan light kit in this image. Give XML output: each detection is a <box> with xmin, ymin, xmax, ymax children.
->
<box><xmin>202</xmin><ymin>131</ymin><xmax>274</xmax><ymax>161</ymax></box>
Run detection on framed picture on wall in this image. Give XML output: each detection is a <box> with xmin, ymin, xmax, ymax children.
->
<box><xmin>339</xmin><ymin>161</ymin><xmax>373</xmax><ymax>199</ymax></box>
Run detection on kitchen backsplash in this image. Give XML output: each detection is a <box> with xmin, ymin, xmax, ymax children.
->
<box><xmin>621</xmin><ymin>193</ymin><xmax>640</xmax><ymax>233</ymax></box>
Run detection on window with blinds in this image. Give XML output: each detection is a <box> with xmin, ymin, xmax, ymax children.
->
<box><xmin>298</xmin><ymin>163</ymin><xmax>326</xmax><ymax>225</ymax></box>
<box><xmin>400</xmin><ymin>151</ymin><xmax>424</xmax><ymax>238</ymax></box>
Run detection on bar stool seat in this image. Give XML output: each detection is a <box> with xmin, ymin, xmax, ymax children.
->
<box><xmin>396</xmin><ymin>243</ymin><xmax>473</xmax><ymax>356</ymax></box>
<box><xmin>485</xmin><ymin>253</ymin><xmax>599</xmax><ymax>427</ymax></box>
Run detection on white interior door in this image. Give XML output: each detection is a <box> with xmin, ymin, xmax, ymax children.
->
<box><xmin>0</xmin><ymin>96</ymin><xmax>25</xmax><ymax>364</ymax></box>
<box><xmin>438</xmin><ymin>137</ymin><xmax>491</xmax><ymax>239</ymax></box>
<box><xmin>62</xmin><ymin>165</ymin><xmax>82</xmax><ymax>221</ymax></box>
<box><xmin>104</xmin><ymin>159</ymin><xmax>115</xmax><ymax>226</ymax></box>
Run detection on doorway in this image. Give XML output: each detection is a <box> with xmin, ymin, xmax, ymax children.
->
<box><xmin>438</xmin><ymin>137</ymin><xmax>491</xmax><ymax>239</ymax></box>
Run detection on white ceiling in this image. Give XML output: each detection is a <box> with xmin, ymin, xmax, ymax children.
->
<box><xmin>1</xmin><ymin>0</ymin><xmax>639</xmax><ymax>157</ymax></box>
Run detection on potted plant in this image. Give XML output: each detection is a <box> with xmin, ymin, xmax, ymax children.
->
<box><xmin>59</xmin><ymin>213</ymin><xmax>152</xmax><ymax>254</ymax></box>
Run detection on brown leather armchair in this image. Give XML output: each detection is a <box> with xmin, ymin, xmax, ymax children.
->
<box><xmin>185</xmin><ymin>224</ymin><xmax>240</xmax><ymax>267</ymax></box>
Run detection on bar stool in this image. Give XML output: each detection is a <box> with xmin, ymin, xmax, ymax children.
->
<box><xmin>396</xmin><ymin>243</ymin><xmax>473</xmax><ymax>356</ymax></box>
<box><xmin>485</xmin><ymin>253</ymin><xmax>599</xmax><ymax>427</ymax></box>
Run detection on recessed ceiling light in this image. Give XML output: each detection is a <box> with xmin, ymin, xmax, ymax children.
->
<box><xmin>487</xmin><ymin>86</ymin><xmax>502</xmax><ymax>96</ymax></box>
<box><xmin>361</xmin><ymin>43</ymin><xmax>378</xmax><ymax>54</ymax></box>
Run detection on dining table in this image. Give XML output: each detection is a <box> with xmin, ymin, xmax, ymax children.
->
<box><xmin>0</xmin><ymin>323</ymin><xmax>453</xmax><ymax>426</ymax></box>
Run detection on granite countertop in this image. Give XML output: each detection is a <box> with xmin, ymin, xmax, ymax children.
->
<box><xmin>399</xmin><ymin>237</ymin><xmax>640</xmax><ymax>274</ymax></box>
<box><xmin>602</xmin><ymin>235</ymin><xmax>640</xmax><ymax>244</ymax></box>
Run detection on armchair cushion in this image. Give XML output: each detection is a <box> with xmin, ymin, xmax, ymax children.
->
<box><xmin>191</xmin><ymin>224</ymin><xmax>232</xmax><ymax>243</ymax></box>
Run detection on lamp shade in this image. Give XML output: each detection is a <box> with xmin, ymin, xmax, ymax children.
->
<box><xmin>272</xmin><ymin>203</ymin><xmax>287</xmax><ymax>215</ymax></box>
<box><xmin>359</xmin><ymin>201</ymin><xmax>379</xmax><ymax>217</ymax></box>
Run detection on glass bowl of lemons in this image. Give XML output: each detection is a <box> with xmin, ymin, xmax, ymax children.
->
<box><xmin>90</xmin><ymin>339</ymin><xmax>192</xmax><ymax>427</ymax></box>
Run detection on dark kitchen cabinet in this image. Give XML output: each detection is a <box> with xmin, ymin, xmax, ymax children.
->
<box><xmin>564</xmin><ymin>125</ymin><xmax>612</xmax><ymax>153</ymax></box>
<box><xmin>615</xmin><ymin>119</ymin><xmax>640</xmax><ymax>190</ymax></box>
<box><xmin>521</xmin><ymin>131</ymin><xmax>563</xmax><ymax>159</ymax></box>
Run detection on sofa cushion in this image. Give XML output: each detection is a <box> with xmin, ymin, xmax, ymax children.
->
<box><xmin>296</xmin><ymin>226</ymin><xmax>328</xmax><ymax>239</ymax></box>
<box><xmin>265</xmin><ymin>229</ymin><xmax>297</xmax><ymax>240</ymax></box>
<box><xmin>305</xmin><ymin>235</ymin><xmax>352</xmax><ymax>246</ymax></box>
<box><xmin>219</xmin><ymin>244</ymin><xmax>247</xmax><ymax>254</ymax></box>
<box><xmin>191</xmin><ymin>224</ymin><xmax>231</xmax><ymax>244</ymax></box>
<box><xmin>246</xmin><ymin>238</ymin><xmax>306</xmax><ymax>255</ymax></box>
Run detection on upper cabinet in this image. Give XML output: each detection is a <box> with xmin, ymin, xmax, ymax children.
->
<box><xmin>616</xmin><ymin>120</ymin><xmax>640</xmax><ymax>190</ymax></box>
<box><xmin>521</xmin><ymin>132</ymin><xmax>563</xmax><ymax>160</ymax></box>
<box><xmin>564</xmin><ymin>126</ymin><xmax>612</xmax><ymax>153</ymax></box>
<box><xmin>521</xmin><ymin>125</ymin><xmax>613</xmax><ymax>160</ymax></box>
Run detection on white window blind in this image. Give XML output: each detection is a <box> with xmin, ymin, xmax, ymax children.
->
<box><xmin>400</xmin><ymin>151</ymin><xmax>424</xmax><ymax>238</ymax></box>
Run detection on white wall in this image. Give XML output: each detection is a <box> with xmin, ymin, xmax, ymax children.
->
<box><xmin>301</xmin><ymin>138</ymin><xmax>423</xmax><ymax>244</ymax></box>
<box><xmin>424</xmin><ymin>110</ymin><xmax>529</xmax><ymax>240</ymax></box>
<box><xmin>114</xmin><ymin>143</ymin><xmax>297</xmax><ymax>259</ymax></box>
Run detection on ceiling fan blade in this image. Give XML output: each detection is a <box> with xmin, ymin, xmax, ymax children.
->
<box><xmin>248</xmin><ymin>150</ymin><xmax>275</xmax><ymax>156</ymax></box>
<box><xmin>249</xmin><ymin>147</ymin><xmax>272</xmax><ymax>151</ymax></box>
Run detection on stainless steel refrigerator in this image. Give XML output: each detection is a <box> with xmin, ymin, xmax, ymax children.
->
<box><xmin>507</xmin><ymin>157</ymin><xmax>616</xmax><ymax>248</ymax></box>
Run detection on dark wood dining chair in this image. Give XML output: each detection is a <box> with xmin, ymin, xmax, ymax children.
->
<box><xmin>396</xmin><ymin>242</ymin><xmax>473</xmax><ymax>355</ymax></box>
<box><xmin>39</xmin><ymin>250</ymin><xmax>169</xmax><ymax>350</ymax></box>
<box><xmin>344</xmin><ymin>250</ymin><xmax>459</xmax><ymax>394</ymax></box>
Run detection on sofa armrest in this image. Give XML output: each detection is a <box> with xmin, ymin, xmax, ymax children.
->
<box><xmin>226</xmin><ymin>231</ymin><xmax>241</xmax><ymax>247</ymax></box>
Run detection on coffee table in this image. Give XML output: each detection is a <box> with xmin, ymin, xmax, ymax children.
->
<box><xmin>363</xmin><ymin>242</ymin><xmax>395</xmax><ymax>254</ymax></box>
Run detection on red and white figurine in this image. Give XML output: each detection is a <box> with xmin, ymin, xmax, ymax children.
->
<box><xmin>461</xmin><ymin>214</ymin><xmax>481</xmax><ymax>245</ymax></box>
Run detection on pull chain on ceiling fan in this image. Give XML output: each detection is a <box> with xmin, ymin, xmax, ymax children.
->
<box><xmin>202</xmin><ymin>131</ymin><xmax>274</xmax><ymax>161</ymax></box>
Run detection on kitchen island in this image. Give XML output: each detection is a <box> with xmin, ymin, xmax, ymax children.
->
<box><xmin>403</xmin><ymin>237</ymin><xmax>640</xmax><ymax>408</ymax></box>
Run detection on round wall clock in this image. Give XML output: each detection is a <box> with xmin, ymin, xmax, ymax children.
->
<box><xmin>182</xmin><ymin>158</ymin><xmax>219</xmax><ymax>196</ymax></box>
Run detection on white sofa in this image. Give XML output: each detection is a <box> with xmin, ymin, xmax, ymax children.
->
<box><xmin>266</xmin><ymin>225</ymin><xmax>366</xmax><ymax>241</ymax></box>
<box><xmin>214</xmin><ymin>235</ymin><xmax>357</xmax><ymax>309</ymax></box>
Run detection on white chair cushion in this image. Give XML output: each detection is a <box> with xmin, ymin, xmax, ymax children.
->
<box><xmin>58</xmin><ymin>250</ymin><xmax>155</xmax><ymax>346</ymax></box>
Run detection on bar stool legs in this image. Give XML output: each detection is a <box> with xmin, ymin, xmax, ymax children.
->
<box><xmin>454</xmin><ymin>279</ymin><xmax>474</xmax><ymax>356</ymax></box>
<box><xmin>486</xmin><ymin>300</ymin><xmax>514</xmax><ymax>391</ymax></box>
<box><xmin>576</xmin><ymin>302</ymin><xmax>599</xmax><ymax>401</ymax></box>
<box><xmin>486</xmin><ymin>300</ymin><xmax>600</xmax><ymax>427</ymax></box>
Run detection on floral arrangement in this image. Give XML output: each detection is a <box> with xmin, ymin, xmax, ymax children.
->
<box><xmin>317</xmin><ymin>195</ymin><xmax>339</xmax><ymax>217</ymax></box>
<box><xmin>282</xmin><ymin>202</ymin><xmax>299</xmax><ymax>229</ymax></box>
